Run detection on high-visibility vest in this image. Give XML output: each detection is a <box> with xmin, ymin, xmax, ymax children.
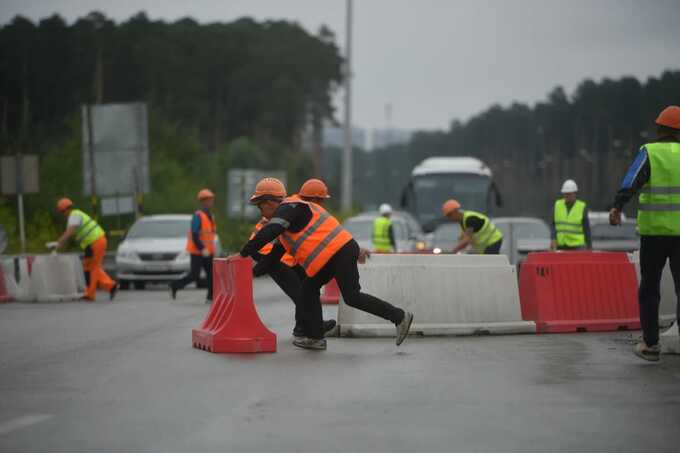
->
<box><xmin>250</xmin><ymin>219</ymin><xmax>297</xmax><ymax>267</ymax></box>
<box><xmin>71</xmin><ymin>209</ymin><xmax>105</xmax><ymax>249</ymax></box>
<box><xmin>638</xmin><ymin>141</ymin><xmax>680</xmax><ymax>236</ymax></box>
<box><xmin>185</xmin><ymin>210</ymin><xmax>216</xmax><ymax>255</ymax></box>
<box><xmin>462</xmin><ymin>210</ymin><xmax>503</xmax><ymax>253</ymax></box>
<box><xmin>554</xmin><ymin>199</ymin><xmax>586</xmax><ymax>248</ymax></box>
<box><xmin>372</xmin><ymin>216</ymin><xmax>393</xmax><ymax>252</ymax></box>
<box><xmin>278</xmin><ymin>195</ymin><xmax>353</xmax><ymax>277</ymax></box>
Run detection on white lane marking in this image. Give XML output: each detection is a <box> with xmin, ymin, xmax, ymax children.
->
<box><xmin>0</xmin><ymin>414</ymin><xmax>53</xmax><ymax>436</ymax></box>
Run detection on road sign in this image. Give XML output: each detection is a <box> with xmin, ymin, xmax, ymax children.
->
<box><xmin>101</xmin><ymin>196</ymin><xmax>135</xmax><ymax>216</ymax></box>
<box><xmin>1</xmin><ymin>155</ymin><xmax>39</xmax><ymax>195</ymax></box>
<box><xmin>227</xmin><ymin>169</ymin><xmax>286</xmax><ymax>220</ymax></box>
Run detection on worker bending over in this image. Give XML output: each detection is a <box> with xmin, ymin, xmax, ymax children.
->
<box><xmin>170</xmin><ymin>189</ymin><xmax>217</xmax><ymax>303</ymax></box>
<box><xmin>52</xmin><ymin>198</ymin><xmax>118</xmax><ymax>301</ymax></box>
<box><xmin>251</xmin><ymin>178</ymin><xmax>336</xmax><ymax>339</ymax></box>
<box><xmin>550</xmin><ymin>179</ymin><xmax>591</xmax><ymax>251</ymax></box>
<box><xmin>372</xmin><ymin>203</ymin><xmax>396</xmax><ymax>252</ymax></box>
<box><xmin>241</xmin><ymin>177</ymin><xmax>414</xmax><ymax>351</ymax></box>
<box><xmin>442</xmin><ymin>199</ymin><xmax>503</xmax><ymax>254</ymax></box>
<box><xmin>610</xmin><ymin>105</ymin><xmax>680</xmax><ymax>361</ymax></box>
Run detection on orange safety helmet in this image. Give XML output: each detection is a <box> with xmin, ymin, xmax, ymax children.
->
<box><xmin>655</xmin><ymin>105</ymin><xmax>680</xmax><ymax>130</ymax></box>
<box><xmin>197</xmin><ymin>188</ymin><xmax>215</xmax><ymax>200</ymax></box>
<box><xmin>250</xmin><ymin>177</ymin><xmax>287</xmax><ymax>203</ymax></box>
<box><xmin>299</xmin><ymin>178</ymin><xmax>331</xmax><ymax>199</ymax></box>
<box><xmin>57</xmin><ymin>197</ymin><xmax>74</xmax><ymax>212</ymax></box>
<box><xmin>442</xmin><ymin>199</ymin><xmax>461</xmax><ymax>216</ymax></box>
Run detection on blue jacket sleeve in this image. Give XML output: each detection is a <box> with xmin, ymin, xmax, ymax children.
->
<box><xmin>613</xmin><ymin>148</ymin><xmax>650</xmax><ymax>210</ymax></box>
<box><xmin>191</xmin><ymin>213</ymin><xmax>204</xmax><ymax>250</ymax></box>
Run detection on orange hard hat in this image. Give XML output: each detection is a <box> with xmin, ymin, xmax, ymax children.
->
<box><xmin>197</xmin><ymin>188</ymin><xmax>215</xmax><ymax>200</ymax></box>
<box><xmin>442</xmin><ymin>199</ymin><xmax>461</xmax><ymax>216</ymax></box>
<box><xmin>250</xmin><ymin>177</ymin><xmax>287</xmax><ymax>203</ymax></box>
<box><xmin>655</xmin><ymin>105</ymin><xmax>680</xmax><ymax>130</ymax></box>
<box><xmin>56</xmin><ymin>197</ymin><xmax>74</xmax><ymax>212</ymax></box>
<box><xmin>299</xmin><ymin>178</ymin><xmax>331</xmax><ymax>199</ymax></box>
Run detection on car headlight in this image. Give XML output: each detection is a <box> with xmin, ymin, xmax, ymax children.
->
<box><xmin>433</xmin><ymin>247</ymin><xmax>442</xmax><ymax>255</ymax></box>
<box><xmin>416</xmin><ymin>241</ymin><xmax>427</xmax><ymax>251</ymax></box>
<box><xmin>117</xmin><ymin>250</ymin><xmax>139</xmax><ymax>261</ymax></box>
<box><xmin>175</xmin><ymin>251</ymin><xmax>190</xmax><ymax>261</ymax></box>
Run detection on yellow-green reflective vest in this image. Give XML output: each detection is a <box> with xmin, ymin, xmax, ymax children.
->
<box><xmin>638</xmin><ymin>142</ymin><xmax>680</xmax><ymax>236</ymax></box>
<box><xmin>462</xmin><ymin>210</ymin><xmax>503</xmax><ymax>253</ymax></box>
<box><xmin>372</xmin><ymin>216</ymin><xmax>393</xmax><ymax>252</ymax></box>
<box><xmin>72</xmin><ymin>209</ymin><xmax>105</xmax><ymax>249</ymax></box>
<box><xmin>554</xmin><ymin>199</ymin><xmax>586</xmax><ymax>248</ymax></box>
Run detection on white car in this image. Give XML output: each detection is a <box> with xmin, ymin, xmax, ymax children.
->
<box><xmin>116</xmin><ymin>215</ymin><xmax>221</xmax><ymax>290</ymax></box>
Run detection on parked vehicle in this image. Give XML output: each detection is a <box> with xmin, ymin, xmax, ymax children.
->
<box><xmin>116</xmin><ymin>215</ymin><xmax>222</xmax><ymax>290</ymax></box>
<box><xmin>429</xmin><ymin>222</ymin><xmax>461</xmax><ymax>254</ymax></box>
<box><xmin>342</xmin><ymin>211</ymin><xmax>427</xmax><ymax>252</ymax></box>
<box><xmin>590</xmin><ymin>220</ymin><xmax>639</xmax><ymax>252</ymax></box>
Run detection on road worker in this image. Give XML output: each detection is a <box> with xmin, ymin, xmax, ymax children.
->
<box><xmin>52</xmin><ymin>198</ymin><xmax>118</xmax><ymax>301</ymax></box>
<box><xmin>170</xmin><ymin>189</ymin><xmax>217</xmax><ymax>303</ymax></box>
<box><xmin>610</xmin><ymin>105</ymin><xmax>680</xmax><ymax>361</ymax></box>
<box><xmin>372</xmin><ymin>203</ymin><xmax>396</xmax><ymax>252</ymax></box>
<box><xmin>442</xmin><ymin>199</ymin><xmax>503</xmax><ymax>254</ymax></box>
<box><xmin>550</xmin><ymin>179</ymin><xmax>592</xmax><ymax>251</ymax></box>
<box><xmin>240</xmin><ymin>177</ymin><xmax>414</xmax><ymax>350</ymax></box>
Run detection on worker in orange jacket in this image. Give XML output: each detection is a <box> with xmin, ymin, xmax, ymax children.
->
<box><xmin>52</xmin><ymin>198</ymin><xmax>118</xmax><ymax>301</ymax></box>
<box><xmin>240</xmin><ymin>177</ymin><xmax>414</xmax><ymax>351</ymax></box>
<box><xmin>170</xmin><ymin>189</ymin><xmax>217</xmax><ymax>302</ymax></box>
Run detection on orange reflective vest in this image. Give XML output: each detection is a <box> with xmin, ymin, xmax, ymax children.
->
<box><xmin>250</xmin><ymin>219</ymin><xmax>297</xmax><ymax>267</ymax></box>
<box><xmin>186</xmin><ymin>210</ymin><xmax>216</xmax><ymax>256</ymax></box>
<box><xmin>278</xmin><ymin>195</ymin><xmax>353</xmax><ymax>277</ymax></box>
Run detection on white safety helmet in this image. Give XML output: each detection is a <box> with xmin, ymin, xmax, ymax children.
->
<box><xmin>561</xmin><ymin>179</ymin><xmax>578</xmax><ymax>194</ymax></box>
<box><xmin>379</xmin><ymin>203</ymin><xmax>392</xmax><ymax>215</ymax></box>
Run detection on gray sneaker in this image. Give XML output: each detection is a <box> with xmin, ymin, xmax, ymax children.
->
<box><xmin>633</xmin><ymin>341</ymin><xmax>660</xmax><ymax>362</ymax></box>
<box><xmin>293</xmin><ymin>337</ymin><xmax>327</xmax><ymax>351</ymax></box>
<box><xmin>395</xmin><ymin>311</ymin><xmax>414</xmax><ymax>346</ymax></box>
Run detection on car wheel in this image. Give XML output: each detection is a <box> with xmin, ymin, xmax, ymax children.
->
<box><xmin>119</xmin><ymin>280</ymin><xmax>130</xmax><ymax>291</ymax></box>
<box><xmin>133</xmin><ymin>281</ymin><xmax>146</xmax><ymax>290</ymax></box>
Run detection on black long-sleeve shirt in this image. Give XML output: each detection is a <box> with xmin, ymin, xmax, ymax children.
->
<box><xmin>549</xmin><ymin>202</ymin><xmax>592</xmax><ymax>248</ymax></box>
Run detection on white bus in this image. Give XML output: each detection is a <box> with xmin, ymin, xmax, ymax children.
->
<box><xmin>400</xmin><ymin>157</ymin><xmax>502</xmax><ymax>232</ymax></box>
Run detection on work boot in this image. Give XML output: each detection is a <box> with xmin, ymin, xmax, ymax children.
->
<box><xmin>633</xmin><ymin>341</ymin><xmax>660</xmax><ymax>362</ymax></box>
<box><xmin>293</xmin><ymin>320</ymin><xmax>337</xmax><ymax>338</ymax></box>
<box><xmin>293</xmin><ymin>337</ymin><xmax>327</xmax><ymax>351</ymax></box>
<box><xmin>395</xmin><ymin>311</ymin><xmax>414</xmax><ymax>346</ymax></box>
<box><xmin>109</xmin><ymin>283</ymin><xmax>119</xmax><ymax>301</ymax></box>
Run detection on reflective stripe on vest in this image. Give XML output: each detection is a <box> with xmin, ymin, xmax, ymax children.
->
<box><xmin>462</xmin><ymin>210</ymin><xmax>503</xmax><ymax>253</ymax></box>
<box><xmin>250</xmin><ymin>219</ymin><xmax>297</xmax><ymax>267</ymax></box>
<box><xmin>278</xmin><ymin>195</ymin><xmax>353</xmax><ymax>277</ymax></box>
<box><xmin>554</xmin><ymin>199</ymin><xmax>586</xmax><ymax>247</ymax></box>
<box><xmin>186</xmin><ymin>210</ymin><xmax>216</xmax><ymax>255</ymax></box>
<box><xmin>372</xmin><ymin>216</ymin><xmax>393</xmax><ymax>252</ymax></box>
<box><xmin>638</xmin><ymin>142</ymin><xmax>680</xmax><ymax>236</ymax></box>
<box><xmin>72</xmin><ymin>210</ymin><xmax>105</xmax><ymax>249</ymax></box>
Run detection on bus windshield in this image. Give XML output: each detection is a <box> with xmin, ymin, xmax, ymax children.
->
<box><xmin>410</xmin><ymin>173</ymin><xmax>491</xmax><ymax>229</ymax></box>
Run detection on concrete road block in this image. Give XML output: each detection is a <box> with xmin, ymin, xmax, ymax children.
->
<box><xmin>30</xmin><ymin>255</ymin><xmax>83</xmax><ymax>302</ymax></box>
<box><xmin>1</xmin><ymin>256</ymin><xmax>34</xmax><ymax>301</ymax></box>
<box><xmin>661</xmin><ymin>322</ymin><xmax>679</xmax><ymax>355</ymax></box>
<box><xmin>628</xmin><ymin>252</ymin><xmax>676</xmax><ymax>329</ymax></box>
<box><xmin>337</xmin><ymin>254</ymin><xmax>535</xmax><ymax>337</ymax></box>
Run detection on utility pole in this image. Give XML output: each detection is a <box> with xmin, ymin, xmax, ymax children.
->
<box><xmin>341</xmin><ymin>0</ymin><xmax>353</xmax><ymax>211</ymax></box>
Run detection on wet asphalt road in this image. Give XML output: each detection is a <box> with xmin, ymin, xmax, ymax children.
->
<box><xmin>0</xmin><ymin>279</ymin><xmax>678</xmax><ymax>453</ymax></box>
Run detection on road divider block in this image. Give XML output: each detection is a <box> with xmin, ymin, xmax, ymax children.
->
<box><xmin>193</xmin><ymin>256</ymin><xmax>276</xmax><ymax>353</ymax></box>
<box><xmin>337</xmin><ymin>254</ymin><xmax>535</xmax><ymax>337</ymax></box>
<box><xmin>519</xmin><ymin>252</ymin><xmax>648</xmax><ymax>333</ymax></box>
<box><xmin>321</xmin><ymin>279</ymin><xmax>340</xmax><ymax>305</ymax></box>
<box><xmin>0</xmin><ymin>264</ymin><xmax>11</xmax><ymax>303</ymax></box>
<box><xmin>628</xmin><ymin>251</ymin><xmax>677</xmax><ymax>329</ymax></box>
<box><xmin>30</xmin><ymin>254</ymin><xmax>83</xmax><ymax>302</ymax></box>
<box><xmin>1</xmin><ymin>256</ymin><xmax>34</xmax><ymax>302</ymax></box>
<box><xmin>661</xmin><ymin>322</ymin><xmax>679</xmax><ymax>355</ymax></box>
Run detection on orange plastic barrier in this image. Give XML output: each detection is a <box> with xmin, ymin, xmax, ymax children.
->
<box><xmin>519</xmin><ymin>252</ymin><xmax>640</xmax><ymax>333</ymax></box>
<box><xmin>320</xmin><ymin>278</ymin><xmax>340</xmax><ymax>305</ymax></box>
<box><xmin>0</xmin><ymin>265</ymin><xmax>11</xmax><ymax>303</ymax></box>
<box><xmin>192</xmin><ymin>256</ymin><xmax>276</xmax><ymax>353</ymax></box>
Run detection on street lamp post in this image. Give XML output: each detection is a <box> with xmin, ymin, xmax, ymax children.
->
<box><xmin>341</xmin><ymin>0</ymin><xmax>353</xmax><ymax>211</ymax></box>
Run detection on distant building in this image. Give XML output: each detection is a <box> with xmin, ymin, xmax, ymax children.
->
<box><xmin>322</xmin><ymin>125</ymin><xmax>367</xmax><ymax>149</ymax></box>
<box><xmin>367</xmin><ymin>128</ymin><xmax>412</xmax><ymax>151</ymax></box>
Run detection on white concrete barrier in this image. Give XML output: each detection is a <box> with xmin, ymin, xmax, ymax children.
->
<box><xmin>30</xmin><ymin>254</ymin><xmax>83</xmax><ymax>302</ymax></box>
<box><xmin>337</xmin><ymin>254</ymin><xmax>536</xmax><ymax>337</ymax></box>
<box><xmin>661</xmin><ymin>322</ymin><xmax>679</xmax><ymax>355</ymax></box>
<box><xmin>628</xmin><ymin>252</ymin><xmax>676</xmax><ymax>328</ymax></box>
<box><xmin>64</xmin><ymin>253</ymin><xmax>87</xmax><ymax>292</ymax></box>
<box><xmin>1</xmin><ymin>256</ymin><xmax>34</xmax><ymax>301</ymax></box>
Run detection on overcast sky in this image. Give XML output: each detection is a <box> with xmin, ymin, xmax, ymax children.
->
<box><xmin>1</xmin><ymin>0</ymin><xmax>679</xmax><ymax>130</ymax></box>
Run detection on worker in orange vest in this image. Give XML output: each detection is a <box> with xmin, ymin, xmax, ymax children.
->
<box><xmin>240</xmin><ymin>177</ymin><xmax>414</xmax><ymax>351</ymax></box>
<box><xmin>170</xmin><ymin>189</ymin><xmax>217</xmax><ymax>302</ymax></box>
<box><xmin>52</xmin><ymin>198</ymin><xmax>118</xmax><ymax>301</ymax></box>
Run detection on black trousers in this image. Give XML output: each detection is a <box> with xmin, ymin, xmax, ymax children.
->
<box><xmin>484</xmin><ymin>239</ymin><xmax>503</xmax><ymax>255</ymax></box>
<box><xmin>171</xmin><ymin>254</ymin><xmax>213</xmax><ymax>300</ymax></box>
<box><xmin>638</xmin><ymin>235</ymin><xmax>680</xmax><ymax>346</ymax></box>
<box><xmin>299</xmin><ymin>239</ymin><xmax>405</xmax><ymax>339</ymax></box>
<box><xmin>266</xmin><ymin>261</ymin><xmax>306</xmax><ymax>326</ymax></box>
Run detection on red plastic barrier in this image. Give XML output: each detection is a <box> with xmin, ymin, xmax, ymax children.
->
<box><xmin>0</xmin><ymin>265</ymin><xmax>11</xmax><ymax>303</ymax></box>
<box><xmin>519</xmin><ymin>251</ymin><xmax>640</xmax><ymax>333</ymax></box>
<box><xmin>320</xmin><ymin>278</ymin><xmax>340</xmax><ymax>305</ymax></box>
<box><xmin>192</xmin><ymin>257</ymin><xmax>276</xmax><ymax>353</ymax></box>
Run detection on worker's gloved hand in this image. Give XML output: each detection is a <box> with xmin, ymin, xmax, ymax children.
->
<box><xmin>201</xmin><ymin>248</ymin><xmax>211</xmax><ymax>258</ymax></box>
<box><xmin>252</xmin><ymin>259</ymin><xmax>271</xmax><ymax>277</ymax></box>
<box><xmin>549</xmin><ymin>240</ymin><xmax>557</xmax><ymax>251</ymax></box>
<box><xmin>609</xmin><ymin>208</ymin><xmax>622</xmax><ymax>226</ymax></box>
<box><xmin>358</xmin><ymin>248</ymin><xmax>371</xmax><ymax>264</ymax></box>
<box><xmin>46</xmin><ymin>241</ymin><xmax>59</xmax><ymax>250</ymax></box>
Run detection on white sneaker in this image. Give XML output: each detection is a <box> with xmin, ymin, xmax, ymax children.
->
<box><xmin>292</xmin><ymin>337</ymin><xmax>327</xmax><ymax>351</ymax></box>
<box><xmin>395</xmin><ymin>311</ymin><xmax>414</xmax><ymax>346</ymax></box>
<box><xmin>633</xmin><ymin>341</ymin><xmax>660</xmax><ymax>362</ymax></box>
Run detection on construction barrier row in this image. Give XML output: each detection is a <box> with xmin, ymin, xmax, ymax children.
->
<box><xmin>336</xmin><ymin>254</ymin><xmax>536</xmax><ymax>337</ymax></box>
<box><xmin>192</xmin><ymin>256</ymin><xmax>276</xmax><ymax>353</ymax></box>
<box><xmin>0</xmin><ymin>254</ymin><xmax>84</xmax><ymax>302</ymax></box>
